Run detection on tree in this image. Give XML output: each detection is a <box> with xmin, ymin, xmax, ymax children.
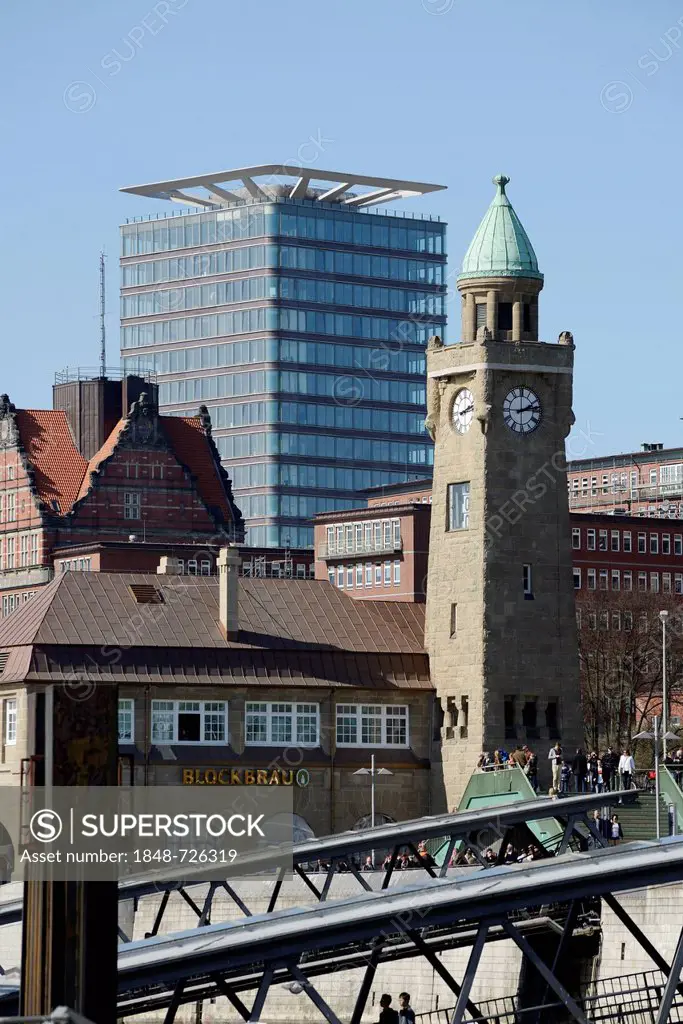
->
<box><xmin>576</xmin><ymin>589</ymin><xmax>683</xmax><ymax>753</ymax></box>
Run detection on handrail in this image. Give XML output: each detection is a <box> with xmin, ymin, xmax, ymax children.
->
<box><xmin>661</xmin><ymin>766</ymin><xmax>683</xmax><ymax>833</ymax></box>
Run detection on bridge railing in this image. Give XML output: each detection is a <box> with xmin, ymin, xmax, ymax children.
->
<box><xmin>415</xmin><ymin>968</ymin><xmax>683</xmax><ymax>1023</ymax></box>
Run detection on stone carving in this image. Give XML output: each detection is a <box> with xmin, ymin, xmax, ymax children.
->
<box><xmin>476</xmin><ymin>324</ymin><xmax>492</xmax><ymax>343</ymax></box>
<box><xmin>558</xmin><ymin>331</ymin><xmax>574</xmax><ymax>347</ymax></box>
<box><xmin>427</xmin><ymin>334</ymin><xmax>443</xmax><ymax>350</ymax></box>
<box><xmin>477</xmin><ymin>404</ymin><xmax>493</xmax><ymax>435</ymax></box>
<box><xmin>198</xmin><ymin>404</ymin><xmax>213</xmax><ymax>436</ymax></box>
<box><xmin>425</xmin><ymin>378</ymin><xmax>446</xmax><ymax>441</ymax></box>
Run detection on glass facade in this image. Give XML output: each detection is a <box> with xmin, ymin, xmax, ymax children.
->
<box><xmin>120</xmin><ymin>196</ymin><xmax>446</xmax><ymax>547</ymax></box>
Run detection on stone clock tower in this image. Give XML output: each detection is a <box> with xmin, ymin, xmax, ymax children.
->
<box><xmin>425</xmin><ymin>175</ymin><xmax>582</xmax><ymax>807</ymax></box>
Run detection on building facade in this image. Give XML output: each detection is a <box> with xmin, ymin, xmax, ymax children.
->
<box><xmin>119</xmin><ymin>165</ymin><xmax>447</xmax><ymax>549</ymax></box>
<box><xmin>568</xmin><ymin>444</ymin><xmax>683</xmax><ymax>518</ymax></box>
<box><xmin>0</xmin><ymin>374</ymin><xmax>244</xmax><ymax>615</ymax></box>
<box><xmin>0</xmin><ymin>565</ymin><xmax>434</xmax><ymax>835</ymax></box>
<box><xmin>423</xmin><ymin>175</ymin><xmax>583</xmax><ymax>805</ymax></box>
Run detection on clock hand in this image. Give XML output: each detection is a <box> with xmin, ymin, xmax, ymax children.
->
<box><xmin>460</xmin><ymin>405</ymin><xmax>474</xmax><ymax>416</ymax></box>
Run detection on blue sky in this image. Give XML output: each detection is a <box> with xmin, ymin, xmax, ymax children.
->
<box><xmin>1</xmin><ymin>0</ymin><xmax>682</xmax><ymax>456</ymax></box>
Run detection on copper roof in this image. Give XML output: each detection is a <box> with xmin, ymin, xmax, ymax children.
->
<box><xmin>15</xmin><ymin>410</ymin><xmax>87</xmax><ymax>511</ymax></box>
<box><xmin>0</xmin><ymin>573</ymin><xmax>426</xmax><ymax>653</ymax></box>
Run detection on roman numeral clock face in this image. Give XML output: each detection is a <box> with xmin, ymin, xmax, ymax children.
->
<box><xmin>503</xmin><ymin>387</ymin><xmax>542</xmax><ymax>434</ymax></box>
<box><xmin>452</xmin><ymin>388</ymin><xmax>474</xmax><ymax>434</ymax></box>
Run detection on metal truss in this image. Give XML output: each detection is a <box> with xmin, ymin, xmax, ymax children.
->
<box><xmin>115</xmin><ymin>792</ymin><xmax>611</xmax><ymax>941</ymax></box>
<box><xmin>115</xmin><ymin>837</ymin><xmax>683</xmax><ymax>1023</ymax></box>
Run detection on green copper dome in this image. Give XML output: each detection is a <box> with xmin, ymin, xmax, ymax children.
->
<box><xmin>458</xmin><ymin>175</ymin><xmax>543</xmax><ymax>282</ymax></box>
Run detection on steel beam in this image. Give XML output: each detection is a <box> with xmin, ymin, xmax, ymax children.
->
<box><xmin>500</xmin><ymin>919</ymin><xmax>588</xmax><ymax>1024</ymax></box>
<box><xmin>656</xmin><ymin>924</ymin><xmax>683</xmax><ymax>1022</ymax></box>
<box><xmin>288</xmin><ymin>963</ymin><xmax>344</xmax><ymax>1024</ymax></box>
<box><xmin>349</xmin><ymin>941</ymin><xmax>383</xmax><ymax>1024</ymax></box>
<box><xmin>450</xmin><ymin>923</ymin><xmax>488</xmax><ymax>1024</ymax></box>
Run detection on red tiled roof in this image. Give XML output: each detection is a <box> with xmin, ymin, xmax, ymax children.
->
<box><xmin>75</xmin><ymin>419</ymin><xmax>126</xmax><ymax>503</ymax></box>
<box><xmin>15</xmin><ymin>410</ymin><xmax>87</xmax><ymax>512</ymax></box>
<box><xmin>161</xmin><ymin>416</ymin><xmax>235</xmax><ymax>523</ymax></box>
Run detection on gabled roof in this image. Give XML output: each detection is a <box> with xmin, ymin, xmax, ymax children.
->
<box><xmin>14</xmin><ymin>410</ymin><xmax>87</xmax><ymax>512</ymax></box>
<box><xmin>459</xmin><ymin>174</ymin><xmax>543</xmax><ymax>282</ymax></box>
<box><xmin>0</xmin><ymin>573</ymin><xmax>426</xmax><ymax>654</ymax></box>
<box><xmin>161</xmin><ymin>415</ymin><xmax>238</xmax><ymax>525</ymax></box>
<box><xmin>75</xmin><ymin>419</ymin><xmax>127</xmax><ymax>503</ymax></box>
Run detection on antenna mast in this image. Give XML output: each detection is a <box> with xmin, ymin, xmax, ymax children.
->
<box><xmin>99</xmin><ymin>251</ymin><xmax>106</xmax><ymax>378</ymax></box>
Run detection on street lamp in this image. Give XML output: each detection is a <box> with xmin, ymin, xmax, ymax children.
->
<box><xmin>660</xmin><ymin>610</ymin><xmax>669</xmax><ymax>758</ymax></box>
<box><xmin>354</xmin><ymin>754</ymin><xmax>393</xmax><ymax>865</ymax></box>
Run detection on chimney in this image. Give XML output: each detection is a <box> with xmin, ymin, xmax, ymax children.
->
<box><xmin>218</xmin><ymin>545</ymin><xmax>241</xmax><ymax>639</ymax></box>
<box><xmin>156</xmin><ymin>556</ymin><xmax>183</xmax><ymax>575</ymax></box>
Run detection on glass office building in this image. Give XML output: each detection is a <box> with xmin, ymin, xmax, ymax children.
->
<box><xmin>120</xmin><ymin>166</ymin><xmax>447</xmax><ymax>547</ymax></box>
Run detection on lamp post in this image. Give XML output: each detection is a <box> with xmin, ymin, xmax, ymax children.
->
<box><xmin>660</xmin><ymin>610</ymin><xmax>669</xmax><ymax>759</ymax></box>
<box><xmin>353</xmin><ymin>754</ymin><xmax>393</xmax><ymax>865</ymax></box>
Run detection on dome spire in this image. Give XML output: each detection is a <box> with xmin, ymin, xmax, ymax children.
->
<box><xmin>458</xmin><ymin>174</ymin><xmax>543</xmax><ymax>282</ymax></box>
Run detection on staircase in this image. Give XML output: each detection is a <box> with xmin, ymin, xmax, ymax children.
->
<box><xmin>605</xmin><ymin>792</ymin><xmax>667</xmax><ymax>841</ymax></box>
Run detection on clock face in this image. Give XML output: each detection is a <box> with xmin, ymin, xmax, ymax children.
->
<box><xmin>452</xmin><ymin>388</ymin><xmax>474</xmax><ymax>434</ymax></box>
<box><xmin>503</xmin><ymin>387</ymin><xmax>542</xmax><ymax>435</ymax></box>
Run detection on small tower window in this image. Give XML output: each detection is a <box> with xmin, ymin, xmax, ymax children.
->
<box><xmin>498</xmin><ymin>302</ymin><xmax>513</xmax><ymax>331</ymax></box>
<box><xmin>475</xmin><ymin>303</ymin><xmax>487</xmax><ymax>329</ymax></box>
<box><xmin>523</xmin><ymin>303</ymin><xmax>532</xmax><ymax>333</ymax></box>
<box><xmin>504</xmin><ymin>696</ymin><xmax>516</xmax><ymax>740</ymax></box>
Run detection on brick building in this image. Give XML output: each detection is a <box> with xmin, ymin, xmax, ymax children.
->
<box><xmin>316</xmin><ymin>483</ymin><xmax>683</xmax><ymax>605</ymax></box>
<box><xmin>0</xmin><ymin>561</ymin><xmax>434</xmax><ymax>835</ymax></box>
<box><xmin>568</xmin><ymin>443</ymin><xmax>683</xmax><ymax>517</ymax></box>
<box><xmin>0</xmin><ymin>372</ymin><xmax>315</xmax><ymax>617</ymax></box>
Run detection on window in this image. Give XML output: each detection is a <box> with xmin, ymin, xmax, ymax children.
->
<box><xmin>623</xmin><ymin>531</ymin><xmax>632</xmax><ymax>553</ymax></box>
<box><xmin>245</xmin><ymin>702</ymin><xmax>319</xmax><ymax>746</ymax></box>
<box><xmin>124</xmin><ymin>492</ymin><xmax>141</xmax><ymax>519</ymax></box>
<box><xmin>6</xmin><ymin>537</ymin><xmax>14</xmax><ymax>570</ymax></box>
<box><xmin>450</xmin><ymin>603</ymin><xmax>457</xmax><ymax>637</ymax></box>
<box><xmin>599</xmin><ymin>611</ymin><xmax>609</xmax><ymax>631</ymax></box>
<box><xmin>327</xmin><ymin>567</ymin><xmax>335</xmax><ymax>586</ymax></box>
<box><xmin>118</xmin><ymin>699</ymin><xmax>134</xmax><ymax>742</ymax></box>
<box><xmin>337</xmin><ymin>566</ymin><xmax>344</xmax><ymax>588</ymax></box>
<box><xmin>365</xmin><ymin>563</ymin><xmax>372</xmax><ymax>586</ymax></box>
<box><xmin>546</xmin><ymin>700</ymin><xmax>559</xmax><ymax>738</ymax></box>
<box><xmin>576</xmin><ymin>609</ymin><xmax>582</xmax><ymax>630</ymax></box>
<box><xmin>151</xmin><ymin>700</ymin><xmax>227</xmax><ymax>743</ymax></box>
<box><xmin>623</xmin><ymin>571</ymin><xmax>633</xmax><ymax>591</ymax></box>
<box><xmin>611</xmin><ymin>570</ymin><xmax>620</xmax><ymax>591</ymax></box>
<box><xmin>4</xmin><ymin>699</ymin><xmax>16</xmax><ymax>745</ymax></box>
<box><xmin>573</xmin><ymin>568</ymin><xmax>581</xmax><ymax>589</ymax></box>
<box><xmin>598</xmin><ymin>530</ymin><xmax>607</xmax><ymax>551</ymax></box>
<box><xmin>638</xmin><ymin>533</ymin><xmax>646</xmax><ymax>554</ymax></box>
<box><xmin>19</xmin><ymin>534</ymin><xmax>28</xmax><ymax>568</ymax></box>
<box><xmin>383</xmin><ymin>561</ymin><xmax>391</xmax><ymax>585</ymax></box>
<box><xmin>676</xmin><ymin>535</ymin><xmax>683</xmax><ymax>556</ymax></box>
<box><xmin>504</xmin><ymin>695</ymin><xmax>516</xmax><ymax>740</ymax></box>
<box><xmin>612</xmin><ymin>612</ymin><xmax>622</xmax><ymax>631</ymax></box>
<box><xmin>393</xmin><ymin>560</ymin><xmax>400</xmax><ymax>584</ymax></box>
<box><xmin>572</xmin><ymin>528</ymin><xmax>581</xmax><ymax>550</ymax></box>
<box><xmin>523</xmin><ymin>564</ymin><xmax>533</xmax><ymax>596</ymax></box>
<box><xmin>663</xmin><ymin>572</ymin><xmax>672</xmax><ymax>593</ymax></box>
<box><xmin>650</xmin><ymin>469</ymin><xmax>657</xmax><ymax>485</ymax></box>
<box><xmin>611</xmin><ymin>530</ymin><xmax>620</xmax><ymax>552</ymax></box>
<box><xmin>587</xmin><ymin>568</ymin><xmax>596</xmax><ymax>590</ymax></box>
<box><xmin>30</xmin><ymin>532</ymin><xmax>39</xmax><ymax>565</ymax></box>
<box><xmin>624</xmin><ymin>611</ymin><xmax>633</xmax><ymax>632</ymax></box>
<box><xmin>651</xmin><ymin>573</ymin><xmax>660</xmax><ymax>593</ymax></box>
<box><xmin>587</xmin><ymin>529</ymin><xmax>596</xmax><ymax>551</ymax></box>
<box><xmin>6</xmin><ymin>494</ymin><xmax>15</xmax><ymax>522</ymax></box>
<box><xmin>336</xmin><ymin>704</ymin><xmax>409</xmax><ymax>747</ymax></box>
<box><xmin>676</xmin><ymin>573</ymin><xmax>683</xmax><ymax>595</ymax></box>
<box><xmin>355</xmin><ymin>564</ymin><xmax>363</xmax><ymax>587</ymax></box>
<box><xmin>447</xmin><ymin>482</ymin><xmax>470</xmax><ymax>531</ymax></box>
<box><xmin>599</xmin><ymin>569</ymin><xmax>608</xmax><ymax>590</ymax></box>
<box><xmin>663</xmin><ymin>534</ymin><xmax>671</xmax><ymax>555</ymax></box>
<box><xmin>589</xmin><ymin>613</ymin><xmax>597</xmax><ymax>630</ymax></box>
<box><xmin>475</xmin><ymin>303</ymin><xmax>487</xmax><ymax>328</ymax></box>
<box><xmin>650</xmin><ymin>534</ymin><xmax>659</xmax><ymax>555</ymax></box>
<box><xmin>346</xmin><ymin>566</ymin><xmax>354</xmax><ymax>588</ymax></box>
<box><xmin>638</xmin><ymin>572</ymin><xmax>647</xmax><ymax>592</ymax></box>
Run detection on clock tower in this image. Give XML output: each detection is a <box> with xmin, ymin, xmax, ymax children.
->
<box><xmin>425</xmin><ymin>175</ymin><xmax>582</xmax><ymax>807</ymax></box>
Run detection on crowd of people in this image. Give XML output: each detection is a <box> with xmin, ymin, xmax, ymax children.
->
<box><xmin>478</xmin><ymin>741</ymin><xmax>683</xmax><ymax>796</ymax></box>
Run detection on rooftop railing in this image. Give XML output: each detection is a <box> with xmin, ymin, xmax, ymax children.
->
<box><xmin>54</xmin><ymin>367</ymin><xmax>157</xmax><ymax>385</ymax></box>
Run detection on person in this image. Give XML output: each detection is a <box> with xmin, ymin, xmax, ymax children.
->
<box><xmin>362</xmin><ymin>856</ymin><xmax>374</xmax><ymax>871</ymax></box>
<box><xmin>378</xmin><ymin>993</ymin><xmax>399</xmax><ymax>1024</ymax></box>
<box><xmin>398</xmin><ymin>992</ymin><xmax>416</xmax><ymax>1024</ymax></box>
<box><xmin>399</xmin><ymin>853</ymin><xmax>411</xmax><ymax>870</ymax></box>
<box><xmin>560</xmin><ymin>759</ymin><xmax>572</xmax><ymax>796</ymax></box>
<box><xmin>595</xmin><ymin>757</ymin><xmax>604</xmax><ymax>794</ymax></box>
<box><xmin>587</xmin><ymin>750</ymin><xmax>599</xmax><ymax>792</ymax></box>
<box><xmin>548</xmin><ymin>742</ymin><xmax>563</xmax><ymax>791</ymax></box>
<box><xmin>525</xmin><ymin>751</ymin><xmax>539</xmax><ymax>792</ymax></box>
<box><xmin>511</xmin><ymin>745</ymin><xmax>527</xmax><ymax>769</ymax></box>
<box><xmin>590</xmin><ymin>809</ymin><xmax>610</xmax><ymax>846</ymax></box>
<box><xmin>618</xmin><ymin>748</ymin><xmax>635</xmax><ymax>797</ymax></box>
<box><xmin>602</xmin><ymin>747</ymin><xmax>615</xmax><ymax>792</ymax></box>
<box><xmin>483</xmin><ymin>847</ymin><xmax>497</xmax><ymax>865</ymax></box>
<box><xmin>503</xmin><ymin>843</ymin><xmax>517</xmax><ymax>865</ymax></box>
<box><xmin>572</xmin><ymin>748</ymin><xmax>588</xmax><ymax>793</ymax></box>
<box><xmin>609</xmin><ymin>814</ymin><xmax>624</xmax><ymax>846</ymax></box>
<box><xmin>382</xmin><ymin>854</ymin><xmax>393</xmax><ymax>872</ymax></box>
